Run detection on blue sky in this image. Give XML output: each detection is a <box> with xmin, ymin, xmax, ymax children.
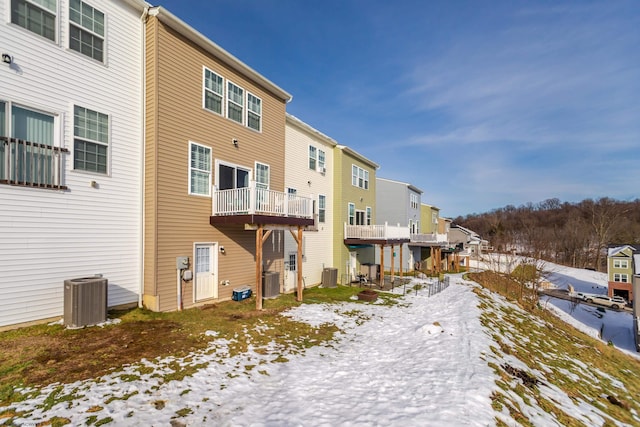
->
<box><xmin>156</xmin><ymin>0</ymin><xmax>639</xmax><ymax>218</ymax></box>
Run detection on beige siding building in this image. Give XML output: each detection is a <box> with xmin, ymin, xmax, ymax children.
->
<box><xmin>284</xmin><ymin>115</ymin><xmax>336</xmax><ymax>290</ymax></box>
<box><xmin>143</xmin><ymin>8</ymin><xmax>311</xmax><ymax>312</ymax></box>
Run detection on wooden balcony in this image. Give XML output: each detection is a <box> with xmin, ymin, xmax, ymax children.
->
<box><xmin>344</xmin><ymin>222</ymin><xmax>410</xmax><ymax>245</ymax></box>
<box><xmin>210</xmin><ymin>182</ymin><xmax>314</xmax><ymax>226</ymax></box>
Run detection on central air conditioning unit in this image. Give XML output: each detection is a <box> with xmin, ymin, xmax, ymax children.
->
<box><xmin>64</xmin><ymin>277</ymin><xmax>108</xmax><ymax>328</ymax></box>
<box><xmin>322</xmin><ymin>267</ymin><xmax>338</xmax><ymax>288</ymax></box>
<box><xmin>262</xmin><ymin>271</ymin><xmax>280</xmax><ymax>298</ymax></box>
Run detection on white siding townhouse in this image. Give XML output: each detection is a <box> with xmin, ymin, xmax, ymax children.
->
<box><xmin>283</xmin><ymin>114</ymin><xmax>335</xmax><ymax>291</ymax></box>
<box><xmin>0</xmin><ymin>0</ymin><xmax>147</xmax><ymax>328</ymax></box>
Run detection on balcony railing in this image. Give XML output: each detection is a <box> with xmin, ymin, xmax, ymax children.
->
<box><xmin>344</xmin><ymin>222</ymin><xmax>411</xmax><ymax>240</ymax></box>
<box><xmin>212</xmin><ymin>182</ymin><xmax>313</xmax><ymax>219</ymax></box>
<box><xmin>0</xmin><ymin>136</ymin><xmax>68</xmax><ymax>190</ymax></box>
<box><xmin>410</xmin><ymin>233</ymin><xmax>449</xmax><ymax>244</ymax></box>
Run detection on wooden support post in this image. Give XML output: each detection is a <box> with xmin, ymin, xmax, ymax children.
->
<box><xmin>390</xmin><ymin>244</ymin><xmax>395</xmax><ymax>285</ymax></box>
<box><xmin>255</xmin><ymin>226</ymin><xmax>263</xmax><ymax>310</ymax></box>
<box><xmin>380</xmin><ymin>244</ymin><xmax>385</xmax><ymax>288</ymax></box>
<box><xmin>399</xmin><ymin>244</ymin><xmax>403</xmax><ymax>280</ymax></box>
<box><xmin>297</xmin><ymin>226</ymin><xmax>303</xmax><ymax>302</ymax></box>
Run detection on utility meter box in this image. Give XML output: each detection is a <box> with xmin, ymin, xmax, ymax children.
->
<box><xmin>176</xmin><ymin>256</ymin><xmax>189</xmax><ymax>269</ymax></box>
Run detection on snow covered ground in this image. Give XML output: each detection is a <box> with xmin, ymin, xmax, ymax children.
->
<box><xmin>6</xmin><ymin>260</ymin><xmax>638</xmax><ymax>426</ymax></box>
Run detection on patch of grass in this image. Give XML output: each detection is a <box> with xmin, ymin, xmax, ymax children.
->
<box><xmin>94</xmin><ymin>416</ymin><xmax>113</xmax><ymax>426</ymax></box>
<box><xmin>471</xmin><ymin>280</ymin><xmax>640</xmax><ymax>426</ymax></box>
<box><xmin>0</xmin><ymin>285</ymin><xmax>357</xmax><ymax>404</ymax></box>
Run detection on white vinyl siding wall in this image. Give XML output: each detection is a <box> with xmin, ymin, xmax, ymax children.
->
<box><xmin>284</xmin><ymin>116</ymin><xmax>334</xmax><ymax>288</ymax></box>
<box><xmin>0</xmin><ymin>0</ymin><xmax>144</xmax><ymax>327</ymax></box>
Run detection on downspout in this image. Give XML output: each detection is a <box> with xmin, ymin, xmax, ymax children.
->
<box><xmin>138</xmin><ymin>5</ymin><xmax>150</xmax><ymax>309</ymax></box>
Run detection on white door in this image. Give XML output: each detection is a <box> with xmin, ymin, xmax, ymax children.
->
<box><xmin>194</xmin><ymin>243</ymin><xmax>217</xmax><ymax>301</ymax></box>
<box><xmin>285</xmin><ymin>253</ymin><xmax>297</xmax><ymax>292</ymax></box>
<box><xmin>350</xmin><ymin>251</ymin><xmax>358</xmax><ymax>282</ymax></box>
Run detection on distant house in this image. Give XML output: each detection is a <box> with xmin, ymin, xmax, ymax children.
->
<box><xmin>375</xmin><ymin>177</ymin><xmax>423</xmax><ymax>272</ymax></box>
<box><xmin>284</xmin><ymin>114</ymin><xmax>336</xmax><ymax>291</ymax></box>
<box><xmin>607</xmin><ymin>245</ymin><xmax>640</xmax><ymax>303</ymax></box>
<box><xmin>449</xmin><ymin>224</ymin><xmax>489</xmax><ymax>267</ymax></box>
<box><xmin>0</xmin><ymin>0</ymin><xmax>147</xmax><ymax>329</ymax></box>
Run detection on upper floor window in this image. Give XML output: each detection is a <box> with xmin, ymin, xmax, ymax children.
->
<box><xmin>247</xmin><ymin>93</ymin><xmax>261</xmax><ymax>131</ymax></box>
<box><xmin>74</xmin><ymin>105</ymin><xmax>109</xmax><ymax>174</ymax></box>
<box><xmin>1</xmin><ymin>101</ymin><xmax>67</xmax><ymax>189</ymax></box>
<box><xmin>227</xmin><ymin>82</ymin><xmax>244</xmax><ymax>125</ymax></box>
<box><xmin>189</xmin><ymin>141</ymin><xmax>211</xmax><ymax>196</ymax></box>
<box><xmin>318</xmin><ymin>149</ymin><xmax>326</xmax><ymax>172</ymax></box>
<box><xmin>348</xmin><ymin>203</ymin><xmax>355</xmax><ymax>225</ymax></box>
<box><xmin>613</xmin><ymin>259</ymin><xmax>628</xmax><ymax>269</ymax></box>
<box><xmin>366</xmin><ymin>206</ymin><xmax>372</xmax><ymax>225</ymax></box>
<box><xmin>614</xmin><ymin>273</ymin><xmax>629</xmax><ymax>283</ymax></box>
<box><xmin>318</xmin><ymin>194</ymin><xmax>326</xmax><ymax>223</ymax></box>
<box><xmin>255</xmin><ymin>162</ymin><xmax>269</xmax><ymax>189</ymax></box>
<box><xmin>11</xmin><ymin>0</ymin><xmax>57</xmax><ymax>41</ymax></box>
<box><xmin>69</xmin><ymin>0</ymin><xmax>105</xmax><ymax>62</ymax></box>
<box><xmin>309</xmin><ymin>146</ymin><xmax>317</xmax><ymax>170</ymax></box>
<box><xmin>432</xmin><ymin>212</ymin><xmax>438</xmax><ymax>225</ymax></box>
<box><xmin>204</xmin><ymin>68</ymin><xmax>223</xmax><ymax>115</ymax></box>
<box><xmin>410</xmin><ymin>194</ymin><xmax>419</xmax><ymax>209</ymax></box>
<box><xmin>351</xmin><ymin>165</ymin><xmax>369</xmax><ymax>189</ymax></box>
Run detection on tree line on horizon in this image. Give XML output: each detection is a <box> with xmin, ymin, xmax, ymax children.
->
<box><xmin>453</xmin><ymin>197</ymin><xmax>640</xmax><ymax>272</ymax></box>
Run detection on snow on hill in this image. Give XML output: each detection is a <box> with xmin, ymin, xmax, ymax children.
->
<box><xmin>6</xmin><ymin>263</ymin><xmax>639</xmax><ymax>426</ymax></box>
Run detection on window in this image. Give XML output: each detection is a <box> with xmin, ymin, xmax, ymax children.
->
<box><xmin>74</xmin><ymin>105</ymin><xmax>108</xmax><ymax>173</ymax></box>
<box><xmin>227</xmin><ymin>82</ymin><xmax>244</xmax><ymax>124</ymax></box>
<box><xmin>348</xmin><ymin>203</ymin><xmax>355</xmax><ymax>225</ymax></box>
<box><xmin>204</xmin><ymin>68</ymin><xmax>223</xmax><ymax>115</ymax></box>
<box><xmin>318</xmin><ymin>149</ymin><xmax>326</xmax><ymax>172</ymax></box>
<box><xmin>69</xmin><ymin>0</ymin><xmax>104</xmax><ymax>61</ymax></box>
<box><xmin>613</xmin><ymin>259</ymin><xmax>628</xmax><ymax>269</ymax></box>
<box><xmin>288</xmin><ymin>253</ymin><xmax>296</xmax><ymax>271</ymax></box>
<box><xmin>11</xmin><ymin>0</ymin><xmax>57</xmax><ymax>41</ymax></box>
<box><xmin>366</xmin><ymin>207</ymin><xmax>372</xmax><ymax>225</ymax></box>
<box><xmin>410</xmin><ymin>193</ymin><xmax>418</xmax><ymax>209</ymax></box>
<box><xmin>309</xmin><ymin>146</ymin><xmax>317</xmax><ymax>170</ymax></box>
<box><xmin>351</xmin><ymin>164</ymin><xmax>369</xmax><ymax>189</ymax></box>
<box><xmin>318</xmin><ymin>194</ymin><xmax>326</xmax><ymax>223</ymax></box>
<box><xmin>247</xmin><ymin>92</ymin><xmax>261</xmax><ymax>131</ymax></box>
<box><xmin>356</xmin><ymin>210</ymin><xmax>365</xmax><ymax>225</ymax></box>
<box><xmin>189</xmin><ymin>142</ymin><xmax>211</xmax><ymax>196</ymax></box>
<box><xmin>1</xmin><ymin>101</ymin><xmax>66</xmax><ymax>189</ymax></box>
<box><xmin>432</xmin><ymin>212</ymin><xmax>438</xmax><ymax>225</ymax></box>
<box><xmin>218</xmin><ymin>163</ymin><xmax>249</xmax><ymax>190</ymax></box>
<box><xmin>255</xmin><ymin>162</ymin><xmax>269</xmax><ymax>189</ymax></box>
<box><xmin>614</xmin><ymin>273</ymin><xmax>629</xmax><ymax>283</ymax></box>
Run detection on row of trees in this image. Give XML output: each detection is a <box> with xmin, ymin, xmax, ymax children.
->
<box><xmin>454</xmin><ymin>198</ymin><xmax>640</xmax><ymax>271</ymax></box>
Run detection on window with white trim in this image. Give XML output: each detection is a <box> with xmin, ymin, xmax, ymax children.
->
<box><xmin>11</xmin><ymin>0</ymin><xmax>57</xmax><ymax>41</ymax></box>
<box><xmin>227</xmin><ymin>81</ymin><xmax>244</xmax><ymax>124</ymax></box>
<box><xmin>1</xmin><ymin>101</ymin><xmax>66</xmax><ymax>189</ymax></box>
<box><xmin>614</xmin><ymin>273</ymin><xmax>629</xmax><ymax>283</ymax></box>
<box><xmin>74</xmin><ymin>105</ymin><xmax>109</xmax><ymax>174</ymax></box>
<box><xmin>318</xmin><ymin>149</ymin><xmax>326</xmax><ymax>172</ymax></box>
<box><xmin>247</xmin><ymin>92</ymin><xmax>261</xmax><ymax>131</ymax></box>
<box><xmin>69</xmin><ymin>0</ymin><xmax>104</xmax><ymax>61</ymax></box>
<box><xmin>613</xmin><ymin>259</ymin><xmax>628</xmax><ymax>269</ymax></box>
<box><xmin>189</xmin><ymin>142</ymin><xmax>211</xmax><ymax>196</ymax></box>
<box><xmin>348</xmin><ymin>202</ymin><xmax>355</xmax><ymax>225</ymax></box>
<box><xmin>366</xmin><ymin>206</ymin><xmax>372</xmax><ymax>225</ymax></box>
<box><xmin>288</xmin><ymin>253</ymin><xmax>296</xmax><ymax>271</ymax></box>
<box><xmin>204</xmin><ymin>68</ymin><xmax>224</xmax><ymax>115</ymax></box>
<box><xmin>432</xmin><ymin>212</ymin><xmax>438</xmax><ymax>225</ymax></box>
<box><xmin>318</xmin><ymin>194</ymin><xmax>326</xmax><ymax>223</ymax></box>
<box><xmin>255</xmin><ymin>162</ymin><xmax>269</xmax><ymax>189</ymax></box>
<box><xmin>309</xmin><ymin>146</ymin><xmax>317</xmax><ymax>170</ymax></box>
<box><xmin>410</xmin><ymin>193</ymin><xmax>418</xmax><ymax>209</ymax></box>
<box><xmin>351</xmin><ymin>164</ymin><xmax>369</xmax><ymax>189</ymax></box>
